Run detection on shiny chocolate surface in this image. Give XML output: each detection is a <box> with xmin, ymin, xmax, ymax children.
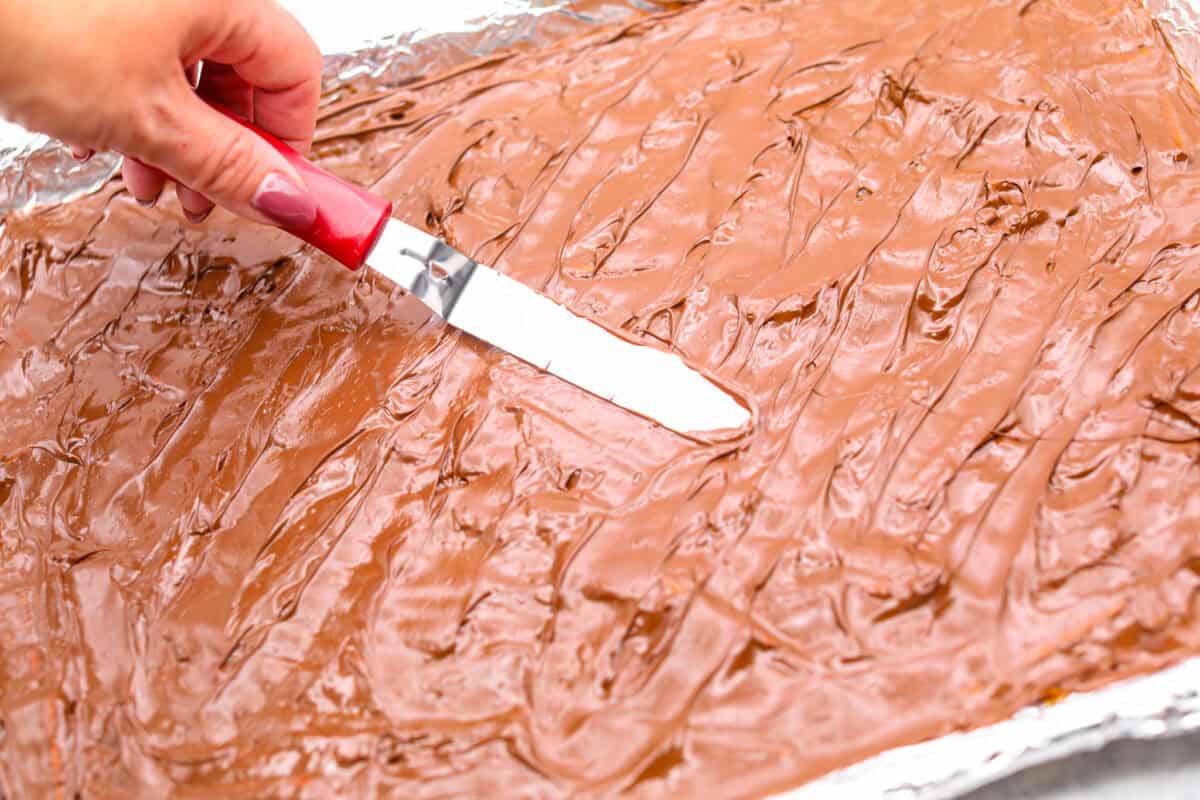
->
<box><xmin>3</xmin><ymin>1</ymin><xmax>1200</xmax><ymax>796</ymax></box>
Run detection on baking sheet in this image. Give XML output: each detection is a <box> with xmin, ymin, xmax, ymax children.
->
<box><xmin>3</xmin><ymin>1</ymin><xmax>1200</xmax><ymax>797</ymax></box>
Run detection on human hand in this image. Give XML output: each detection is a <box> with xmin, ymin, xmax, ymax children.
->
<box><xmin>0</xmin><ymin>0</ymin><xmax>323</xmax><ymax>227</ymax></box>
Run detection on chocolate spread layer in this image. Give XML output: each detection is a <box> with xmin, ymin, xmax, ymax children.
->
<box><xmin>4</xmin><ymin>0</ymin><xmax>1200</xmax><ymax>796</ymax></box>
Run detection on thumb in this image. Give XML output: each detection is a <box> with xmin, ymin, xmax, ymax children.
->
<box><xmin>137</xmin><ymin>89</ymin><xmax>316</xmax><ymax>230</ymax></box>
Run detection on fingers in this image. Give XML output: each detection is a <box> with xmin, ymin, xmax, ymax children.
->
<box><xmin>196</xmin><ymin>62</ymin><xmax>253</xmax><ymax>118</ymax></box>
<box><xmin>122</xmin><ymin>157</ymin><xmax>166</xmax><ymax>206</ymax></box>
<box><xmin>184</xmin><ymin>0</ymin><xmax>322</xmax><ymax>152</ymax></box>
<box><xmin>176</xmin><ymin>184</ymin><xmax>213</xmax><ymax>222</ymax></box>
<box><xmin>172</xmin><ymin>62</ymin><xmax>254</xmax><ymax>223</ymax></box>
<box><xmin>150</xmin><ymin>0</ymin><xmax>322</xmax><ymax>226</ymax></box>
<box><xmin>112</xmin><ymin>0</ymin><xmax>322</xmax><ymax>227</ymax></box>
<box><xmin>133</xmin><ymin>80</ymin><xmax>315</xmax><ymax>229</ymax></box>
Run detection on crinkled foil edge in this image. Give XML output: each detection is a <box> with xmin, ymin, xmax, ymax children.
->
<box><xmin>2</xmin><ymin>1</ymin><xmax>1200</xmax><ymax>798</ymax></box>
<box><xmin>779</xmin><ymin>657</ymin><xmax>1200</xmax><ymax>799</ymax></box>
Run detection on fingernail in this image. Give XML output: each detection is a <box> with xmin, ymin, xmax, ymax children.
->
<box><xmin>71</xmin><ymin>147</ymin><xmax>94</xmax><ymax>163</ymax></box>
<box><xmin>251</xmin><ymin>173</ymin><xmax>316</xmax><ymax>229</ymax></box>
<box><xmin>183</xmin><ymin>207</ymin><xmax>212</xmax><ymax>224</ymax></box>
<box><xmin>137</xmin><ymin>196</ymin><xmax>157</xmax><ymax>208</ymax></box>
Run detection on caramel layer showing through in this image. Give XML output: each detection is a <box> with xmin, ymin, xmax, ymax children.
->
<box><xmin>4</xmin><ymin>0</ymin><xmax>1200</xmax><ymax>796</ymax></box>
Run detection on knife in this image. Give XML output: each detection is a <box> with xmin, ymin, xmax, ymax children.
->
<box><xmin>229</xmin><ymin>118</ymin><xmax>749</xmax><ymax>435</ymax></box>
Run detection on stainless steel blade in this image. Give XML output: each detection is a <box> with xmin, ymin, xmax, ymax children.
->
<box><xmin>365</xmin><ymin>220</ymin><xmax>749</xmax><ymax>434</ymax></box>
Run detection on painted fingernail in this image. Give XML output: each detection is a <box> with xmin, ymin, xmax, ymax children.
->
<box><xmin>183</xmin><ymin>207</ymin><xmax>212</xmax><ymax>224</ymax></box>
<box><xmin>71</xmin><ymin>147</ymin><xmax>94</xmax><ymax>163</ymax></box>
<box><xmin>137</xmin><ymin>196</ymin><xmax>157</xmax><ymax>208</ymax></box>
<box><xmin>251</xmin><ymin>173</ymin><xmax>316</xmax><ymax>230</ymax></box>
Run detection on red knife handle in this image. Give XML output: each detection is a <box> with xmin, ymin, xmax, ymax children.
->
<box><xmin>130</xmin><ymin>108</ymin><xmax>393</xmax><ymax>271</ymax></box>
<box><xmin>228</xmin><ymin>116</ymin><xmax>393</xmax><ymax>270</ymax></box>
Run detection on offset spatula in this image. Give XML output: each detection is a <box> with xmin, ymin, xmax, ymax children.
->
<box><xmin>234</xmin><ymin>120</ymin><xmax>749</xmax><ymax>434</ymax></box>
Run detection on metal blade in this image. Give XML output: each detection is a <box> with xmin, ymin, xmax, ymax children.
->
<box><xmin>365</xmin><ymin>220</ymin><xmax>748</xmax><ymax>434</ymax></box>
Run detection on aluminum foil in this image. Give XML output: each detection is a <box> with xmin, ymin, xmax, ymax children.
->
<box><xmin>2</xmin><ymin>1</ymin><xmax>1200</xmax><ymax>797</ymax></box>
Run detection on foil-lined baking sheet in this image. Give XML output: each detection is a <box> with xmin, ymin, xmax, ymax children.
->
<box><xmin>2</xmin><ymin>1</ymin><xmax>1200</xmax><ymax>797</ymax></box>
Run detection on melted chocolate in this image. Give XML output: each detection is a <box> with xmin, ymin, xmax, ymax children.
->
<box><xmin>4</xmin><ymin>0</ymin><xmax>1200</xmax><ymax>796</ymax></box>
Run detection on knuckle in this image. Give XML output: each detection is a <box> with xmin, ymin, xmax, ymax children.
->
<box><xmin>87</xmin><ymin>118</ymin><xmax>121</xmax><ymax>153</ymax></box>
<box><xmin>131</xmin><ymin>90</ymin><xmax>183</xmax><ymax>150</ymax></box>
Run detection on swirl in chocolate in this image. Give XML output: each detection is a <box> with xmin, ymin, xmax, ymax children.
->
<box><xmin>3</xmin><ymin>0</ymin><xmax>1200</xmax><ymax>797</ymax></box>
